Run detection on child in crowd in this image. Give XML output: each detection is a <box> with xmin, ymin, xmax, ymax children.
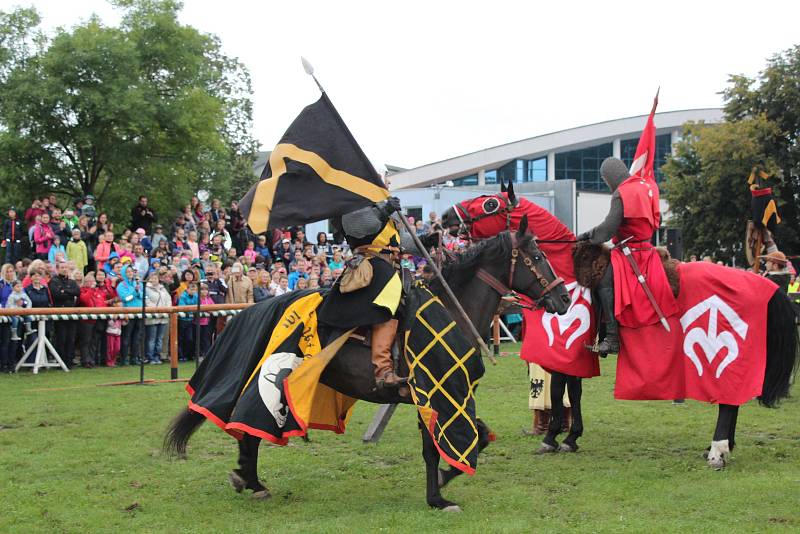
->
<box><xmin>66</xmin><ymin>228</ymin><xmax>88</xmax><ymax>274</ymax></box>
<box><xmin>106</xmin><ymin>299</ymin><xmax>124</xmax><ymax>367</ymax></box>
<box><xmin>198</xmin><ymin>284</ymin><xmax>214</xmax><ymax>360</ymax></box>
<box><xmin>6</xmin><ymin>280</ymin><xmax>33</xmax><ymax>341</ymax></box>
<box><xmin>256</xmin><ymin>236</ymin><xmax>271</xmax><ymax>259</ymax></box>
<box><xmin>177</xmin><ymin>282</ymin><xmax>198</xmax><ymax>361</ymax></box>
<box><xmin>274</xmin><ymin>276</ymin><xmax>290</xmax><ymax>296</ymax></box>
<box><xmin>47</xmin><ymin>235</ymin><xmax>66</xmax><ymax>265</ymax></box>
<box><xmin>244</xmin><ymin>241</ymin><xmax>258</xmax><ymax>263</ymax></box>
<box><xmin>241</xmin><ymin>253</ymin><xmax>254</xmax><ymax>273</ymax></box>
<box><xmin>151</xmin><ymin>224</ymin><xmax>167</xmax><ymax>251</ymax></box>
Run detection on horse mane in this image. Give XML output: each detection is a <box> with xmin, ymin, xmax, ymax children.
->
<box><xmin>436</xmin><ymin>231</ymin><xmax>522</xmax><ymax>289</ymax></box>
<box><xmin>572</xmin><ymin>241</ymin><xmax>681</xmax><ymax>297</ymax></box>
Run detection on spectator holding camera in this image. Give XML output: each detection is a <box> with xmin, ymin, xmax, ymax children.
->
<box><xmin>224</xmin><ymin>262</ymin><xmax>253</xmax><ymax>304</ymax></box>
<box><xmin>130</xmin><ymin>196</ymin><xmax>156</xmax><ymax>235</ymax></box>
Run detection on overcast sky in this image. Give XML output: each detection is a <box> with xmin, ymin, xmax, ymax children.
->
<box><xmin>5</xmin><ymin>0</ymin><xmax>800</xmax><ymax>170</ymax></box>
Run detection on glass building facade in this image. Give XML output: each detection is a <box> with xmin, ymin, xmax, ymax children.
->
<box><xmin>452</xmin><ymin>174</ymin><xmax>478</xmax><ymax>186</ymax></box>
<box><xmin>620</xmin><ymin>133</ymin><xmax>672</xmax><ymax>183</ymax></box>
<box><xmin>554</xmin><ymin>143</ymin><xmax>613</xmax><ymax>192</ymax></box>
<box><xmin>440</xmin><ymin>133</ymin><xmax>674</xmax><ymax>192</ymax></box>
<box><xmin>484</xmin><ymin>157</ymin><xmax>547</xmax><ymax>185</ymax></box>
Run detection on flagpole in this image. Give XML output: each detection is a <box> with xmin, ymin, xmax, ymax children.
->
<box><xmin>300</xmin><ymin>58</ymin><xmax>495</xmax><ymax>362</ymax></box>
<box><xmin>650</xmin><ymin>86</ymin><xmax>660</xmax><ymax>115</ymax></box>
<box><xmin>405</xmin><ymin>218</ymin><xmax>496</xmax><ymax>362</ymax></box>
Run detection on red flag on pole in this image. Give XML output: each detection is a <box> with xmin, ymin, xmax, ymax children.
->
<box><xmin>628</xmin><ymin>88</ymin><xmax>660</xmax><ymax>182</ymax></box>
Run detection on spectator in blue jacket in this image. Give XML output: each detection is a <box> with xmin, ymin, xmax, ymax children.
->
<box><xmin>177</xmin><ymin>282</ymin><xmax>198</xmax><ymax>361</ymax></box>
<box><xmin>255</xmin><ymin>235</ymin><xmax>272</xmax><ymax>260</ymax></box>
<box><xmin>117</xmin><ymin>265</ymin><xmax>143</xmax><ymax>365</ymax></box>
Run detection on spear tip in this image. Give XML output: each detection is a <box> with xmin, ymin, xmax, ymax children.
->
<box><xmin>301</xmin><ymin>56</ymin><xmax>314</xmax><ymax>76</ymax></box>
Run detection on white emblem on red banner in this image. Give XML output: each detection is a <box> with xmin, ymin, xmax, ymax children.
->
<box><xmin>541</xmin><ymin>282</ymin><xmax>591</xmax><ymax>350</ymax></box>
<box><xmin>679</xmin><ymin>295</ymin><xmax>748</xmax><ymax>378</ymax></box>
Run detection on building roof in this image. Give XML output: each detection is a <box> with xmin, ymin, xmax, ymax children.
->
<box><xmin>388</xmin><ymin>108</ymin><xmax>723</xmax><ymax>190</ymax></box>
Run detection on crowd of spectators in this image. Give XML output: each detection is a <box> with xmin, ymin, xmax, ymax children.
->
<box><xmin>0</xmin><ymin>194</ymin><xmax>453</xmax><ymax>373</ymax></box>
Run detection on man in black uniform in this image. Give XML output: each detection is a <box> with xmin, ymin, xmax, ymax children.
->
<box><xmin>2</xmin><ymin>207</ymin><xmax>24</xmax><ymax>264</ymax></box>
<box><xmin>318</xmin><ymin>197</ymin><xmax>430</xmax><ymax>388</ymax></box>
<box><xmin>49</xmin><ymin>262</ymin><xmax>81</xmax><ymax>368</ymax></box>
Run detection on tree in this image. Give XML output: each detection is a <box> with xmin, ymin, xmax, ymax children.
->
<box><xmin>661</xmin><ymin>117</ymin><xmax>779</xmax><ymax>263</ymax></box>
<box><xmin>662</xmin><ymin>44</ymin><xmax>800</xmax><ymax>262</ymax></box>
<box><xmin>722</xmin><ymin>45</ymin><xmax>800</xmax><ymax>255</ymax></box>
<box><xmin>0</xmin><ymin>0</ymin><xmax>258</xmax><ymax>225</ymax></box>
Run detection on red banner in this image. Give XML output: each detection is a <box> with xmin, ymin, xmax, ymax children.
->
<box><xmin>521</xmin><ymin>283</ymin><xmax>600</xmax><ymax>378</ymax></box>
<box><xmin>615</xmin><ymin>262</ymin><xmax>778</xmax><ymax>405</ymax></box>
<box><xmin>462</xmin><ymin>194</ymin><xmax>600</xmax><ymax>377</ymax></box>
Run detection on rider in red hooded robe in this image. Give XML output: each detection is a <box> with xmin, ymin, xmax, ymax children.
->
<box><xmin>577</xmin><ymin>157</ymin><xmax>678</xmax><ymax>354</ymax></box>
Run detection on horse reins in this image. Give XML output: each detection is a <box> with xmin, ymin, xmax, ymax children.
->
<box><xmin>448</xmin><ymin>196</ymin><xmax>565</xmax><ymax>307</ymax></box>
<box><xmin>475</xmin><ymin>234</ymin><xmax>564</xmax><ymax>308</ymax></box>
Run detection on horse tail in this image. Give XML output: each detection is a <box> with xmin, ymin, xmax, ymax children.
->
<box><xmin>163</xmin><ymin>407</ymin><xmax>206</xmax><ymax>457</ymax></box>
<box><xmin>759</xmin><ymin>290</ymin><xmax>799</xmax><ymax>407</ymax></box>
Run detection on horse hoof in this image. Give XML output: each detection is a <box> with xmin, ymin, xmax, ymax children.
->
<box><xmin>536</xmin><ymin>442</ymin><xmax>558</xmax><ymax>455</ymax></box>
<box><xmin>442</xmin><ymin>505</ymin><xmax>462</xmax><ymax>513</ymax></box>
<box><xmin>558</xmin><ymin>442</ymin><xmax>578</xmax><ymax>453</ymax></box>
<box><xmin>706</xmin><ymin>439</ymin><xmax>729</xmax><ymax>470</ymax></box>
<box><xmin>251</xmin><ymin>489</ymin><xmax>272</xmax><ymax>500</ymax></box>
<box><xmin>228</xmin><ymin>471</ymin><xmax>246</xmax><ymax>493</ymax></box>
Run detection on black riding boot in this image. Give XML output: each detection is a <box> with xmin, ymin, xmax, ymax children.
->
<box><xmin>596</xmin><ymin>267</ymin><xmax>619</xmax><ymax>354</ymax></box>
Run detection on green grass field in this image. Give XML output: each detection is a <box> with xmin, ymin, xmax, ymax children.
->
<box><xmin>1</xmin><ymin>346</ymin><xmax>798</xmax><ymax>533</ymax></box>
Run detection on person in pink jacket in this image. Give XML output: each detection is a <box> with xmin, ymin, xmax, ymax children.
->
<box><xmin>94</xmin><ymin>231</ymin><xmax>120</xmax><ymax>271</ymax></box>
<box><xmin>33</xmin><ymin>213</ymin><xmax>55</xmax><ymax>261</ymax></box>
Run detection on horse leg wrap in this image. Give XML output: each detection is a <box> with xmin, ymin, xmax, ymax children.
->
<box><xmin>707</xmin><ymin>439</ymin><xmax>730</xmax><ymax>470</ymax></box>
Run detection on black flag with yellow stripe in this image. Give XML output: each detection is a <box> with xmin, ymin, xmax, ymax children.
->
<box><xmin>239</xmin><ymin>93</ymin><xmax>389</xmax><ymax>233</ymax></box>
<box><xmin>748</xmin><ymin>166</ymin><xmax>781</xmax><ymax>233</ymax></box>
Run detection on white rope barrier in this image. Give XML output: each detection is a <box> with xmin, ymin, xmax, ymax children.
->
<box><xmin>0</xmin><ymin>309</ymin><xmax>245</xmax><ymax>323</ymax></box>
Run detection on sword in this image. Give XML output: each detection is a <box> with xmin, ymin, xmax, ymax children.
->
<box><xmin>620</xmin><ymin>241</ymin><xmax>672</xmax><ymax>332</ymax></box>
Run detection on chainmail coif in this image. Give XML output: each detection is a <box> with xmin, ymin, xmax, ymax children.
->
<box><xmin>600</xmin><ymin>157</ymin><xmax>630</xmax><ymax>192</ymax></box>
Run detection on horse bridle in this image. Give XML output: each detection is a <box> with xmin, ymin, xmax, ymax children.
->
<box><xmin>453</xmin><ymin>198</ymin><xmax>514</xmax><ymax>237</ymax></box>
<box><xmin>474</xmin><ymin>233</ymin><xmax>565</xmax><ymax>309</ymax></box>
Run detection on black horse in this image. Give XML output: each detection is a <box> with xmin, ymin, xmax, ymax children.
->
<box><xmin>440</xmin><ymin>184</ymin><xmax>594</xmax><ymax>457</ymax></box>
<box><xmin>165</xmin><ymin>219</ymin><xmax>571</xmax><ymax>510</ymax></box>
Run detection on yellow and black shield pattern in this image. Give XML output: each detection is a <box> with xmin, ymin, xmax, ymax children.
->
<box><xmin>404</xmin><ymin>286</ymin><xmax>485</xmax><ymax>475</ymax></box>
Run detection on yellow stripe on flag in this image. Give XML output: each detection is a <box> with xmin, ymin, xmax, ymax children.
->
<box><xmin>247</xmin><ymin>143</ymin><xmax>389</xmax><ymax>233</ymax></box>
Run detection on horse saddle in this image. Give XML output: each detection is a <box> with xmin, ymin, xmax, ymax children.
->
<box><xmin>573</xmin><ymin>241</ymin><xmax>681</xmax><ymax>298</ymax></box>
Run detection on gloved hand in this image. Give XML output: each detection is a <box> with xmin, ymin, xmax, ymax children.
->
<box><xmin>386</xmin><ymin>196</ymin><xmax>402</xmax><ymax>213</ymax></box>
<box><xmin>576</xmin><ymin>232</ymin><xmax>591</xmax><ymax>242</ymax></box>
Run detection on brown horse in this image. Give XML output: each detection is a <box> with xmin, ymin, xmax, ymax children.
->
<box><xmin>573</xmin><ymin>241</ymin><xmax>798</xmax><ymax>469</ymax></box>
<box><xmin>165</xmin><ymin>220</ymin><xmax>571</xmax><ymax>510</ymax></box>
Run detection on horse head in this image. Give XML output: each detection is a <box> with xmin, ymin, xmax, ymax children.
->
<box><xmin>441</xmin><ymin>192</ymin><xmax>514</xmax><ymax>239</ymax></box>
<box><xmin>440</xmin><ymin>181</ymin><xmax>569</xmax><ymax>314</ymax></box>
<box><xmin>504</xmin><ymin>216</ymin><xmax>570</xmax><ymax>315</ymax></box>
